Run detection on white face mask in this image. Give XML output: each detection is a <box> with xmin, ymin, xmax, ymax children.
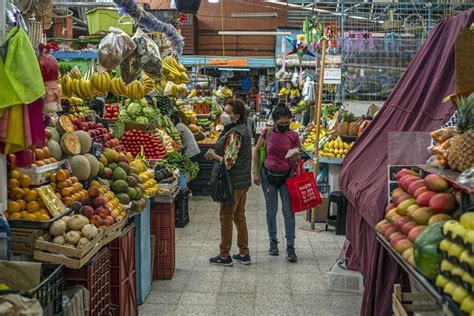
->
<box><xmin>221</xmin><ymin>112</ymin><xmax>232</xmax><ymax>125</ymax></box>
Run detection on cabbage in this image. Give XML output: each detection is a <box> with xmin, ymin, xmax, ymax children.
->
<box><xmin>127</xmin><ymin>102</ymin><xmax>142</xmax><ymax>117</ymax></box>
<box><xmin>136</xmin><ymin>117</ymin><xmax>149</xmax><ymax>124</ymax></box>
<box><xmin>142</xmin><ymin>107</ymin><xmax>155</xmax><ymax>118</ymax></box>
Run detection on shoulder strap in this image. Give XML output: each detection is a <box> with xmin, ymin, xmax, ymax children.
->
<box><xmin>263</xmin><ymin>127</ymin><xmax>271</xmax><ymax>150</ymax></box>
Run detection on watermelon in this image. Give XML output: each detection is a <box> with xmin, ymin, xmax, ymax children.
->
<box><xmin>414</xmin><ymin>221</ymin><xmax>446</xmax><ymax>280</ymax></box>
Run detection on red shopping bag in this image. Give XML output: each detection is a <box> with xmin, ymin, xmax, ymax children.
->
<box><xmin>286</xmin><ymin>162</ymin><xmax>322</xmax><ymax>213</ymax></box>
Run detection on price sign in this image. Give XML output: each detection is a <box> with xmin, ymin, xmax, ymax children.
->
<box><xmin>324</xmin><ymin>68</ymin><xmax>342</xmax><ymax>84</ymax></box>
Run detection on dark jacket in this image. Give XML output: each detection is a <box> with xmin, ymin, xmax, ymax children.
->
<box><xmin>212</xmin><ymin>123</ymin><xmax>252</xmax><ymax>190</ymax></box>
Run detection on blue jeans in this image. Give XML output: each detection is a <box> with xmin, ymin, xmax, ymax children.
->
<box><xmin>261</xmin><ymin>169</ymin><xmax>296</xmax><ymax>246</ymax></box>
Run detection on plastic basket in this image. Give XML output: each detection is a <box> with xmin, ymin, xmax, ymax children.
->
<box><xmin>175</xmin><ymin>189</ymin><xmax>190</xmax><ymax>228</ymax></box>
<box><xmin>133</xmin><ymin>201</ymin><xmax>152</xmax><ymax>305</ymax></box>
<box><xmin>64</xmin><ymin>247</ymin><xmax>111</xmax><ymax>316</ymax></box>
<box><xmin>109</xmin><ymin>224</ymin><xmax>137</xmax><ymax>316</ymax></box>
<box><xmin>150</xmin><ymin>202</ymin><xmax>175</xmax><ymax>279</ymax></box>
<box><xmin>86</xmin><ymin>8</ymin><xmax>134</xmax><ymax>35</ymax></box>
<box><xmin>328</xmin><ymin>262</ymin><xmax>365</xmax><ymax>294</ymax></box>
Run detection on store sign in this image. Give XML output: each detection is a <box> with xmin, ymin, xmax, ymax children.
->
<box><xmin>208</xmin><ymin>59</ymin><xmax>248</xmax><ymax>67</ymax></box>
<box><xmin>324</xmin><ymin>68</ymin><xmax>342</xmax><ymax>84</ymax></box>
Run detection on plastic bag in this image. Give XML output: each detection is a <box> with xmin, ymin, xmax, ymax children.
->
<box><xmin>211</xmin><ymin>162</ymin><xmax>234</xmax><ymax>205</ymax></box>
<box><xmin>98</xmin><ymin>27</ymin><xmax>136</xmax><ymax>70</ymax></box>
<box><xmin>120</xmin><ymin>52</ymin><xmax>141</xmax><ymax>84</ymax></box>
<box><xmin>132</xmin><ymin>28</ymin><xmax>163</xmax><ymax>79</ymax></box>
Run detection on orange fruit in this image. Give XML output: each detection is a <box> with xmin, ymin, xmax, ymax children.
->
<box><xmin>57</xmin><ymin>181</ymin><xmax>68</xmax><ymax>190</ymax></box>
<box><xmin>17</xmin><ymin>199</ymin><xmax>26</xmax><ymax>211</ymax></box>
<box><xmin>18</xmin><ymin>175</ymin><xmax>31</xmax><ymax>188</ymax></box>
<box><xmin>73</xmin><ymin>183</ymin><xmax>83</xmax><ymax>191</ymax></box>
<box><xmin>62</xmin><ymin>197</ymin><xmax>73</xmax><ymax>206</ymax></box>
<box><xmin>65</xmin><ymin>179</ymin><xmax>73</xmax><ymax>187</ymax></box>
<box><xmin>70</xmin><ymin>176</ymin><xmax>79</xmax><ymax>183</ymax></box>
<box><xmin>39</xmin><ymin>214</ymin><xmax>50</xmax><ymax>221</ymax></box>
<box><xmin>23</xmin><ymin>213</ymin><xmax>37</xmax><ymax>221</ymax></box>
<box><xmin>9</xmin><ymin>212</ymin><xmax>21</xmax><ymax>220</ymax></box>
<box><xmin>8</xmin><ymin>187</ymin><xmax>24</xmax><ymax>200</ymax></box>
<box><xmin>33</xmin><ymin>211</ymin><xmax>42</xmax><ymax>219</ymax></box>
<box><xmin>9</xmin><ymin>170</ymin><xmax>21</xmax><ymax>180</ymax></box>
<box><xmin>24</xmin><ymin>190</ymin><xmax>38</xmax><ymax>202</ymax></box>
<box><xmin>39</xmin><ymin>208</ymin><xmax>49</xmax><ymax>215</ymax></box>
<box><xmin>26</xmin><ymin>201</ymin><xmax>40</xmax><ymax>213</ymax></box>
<box><xmin>8</xmin><ymin>179</ymin><xmax>19</xmax><ymax>190</ymax></box>
<box><xmin>7</xmin><ymin>200</ymin><xmax>21</xmax><ymax>213</ymax></box>
<box><xmin>56</xmin><ymin>169</ymin><xmax>69</xmax><ymax>182</ymax></box>
<box><xmin>61</xmin><ymin>187</ymin><xmax>73</xmax><ymax>197</ymax></box>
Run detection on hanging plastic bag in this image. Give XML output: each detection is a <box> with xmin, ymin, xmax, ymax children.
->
<box><xmin>38</xmin><ymin>44</ymin><xmax>61</xmax><ymax>113</ymax></box>
<box><xmin>132</xmin><ymin>28</ymin><xmax>163</xmax><ymax>79</ymax></box>
<box><xmin>120</xmin><ymin>51</ymin><xmax>141</xmax><ymax>84</ymax></box>
<box><xmin>98</xmin><ymin>27</ymin><xmax>136</xmax><ymax>71</ymax></box>
<box><xmin>211</xmin><ymin>162</ymin><xmax>234</xmax><ymax>205</ymax></box>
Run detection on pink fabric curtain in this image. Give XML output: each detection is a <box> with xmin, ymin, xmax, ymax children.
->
<box><xmin>338</xmin><ymin>9</ymin><xmax>474</xmax><ymax>316</ymax></box>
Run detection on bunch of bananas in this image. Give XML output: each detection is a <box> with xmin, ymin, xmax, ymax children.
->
<box><xmin>61</xmin><ymin>74</ymin><xmax>74</xmax><ymax>98</ymax></box>
<box><xmin>127</xmin><ymin>80</ymin><xmax>145</xmax><ymax>100</ymax></box>
<box><xmin>187</xmin><ymin>89</ymin><xmax>197</xmax><ymax>98</ymax></box>
<box><xmin>154</xmin><ymin>80</ymin><xmax>167</xmax><ymax>94</ymax></box>
<box><xmin>302</xmin><ymin>126</ymin><xmax>328</xmax><ymax>152</ymax></box>
<box><xmin>110</xmin><ymin>77</ymin><xmax>128</xmax><ymax>97</ymax></box>
<box><xmin>90</xmin><ymin>72</ymin><xmax>111</xmax><ymax>96</ymax></box>
<box><xmin>290</xmin><ymin>88</ymin><xmax>301</xmax><ymax>97</ymax></box>
<box><xmin>143</xmin><ymin>74</ymin><xmax>154</xmax><ymax>93</ymax></box>
<box><xmin>213</xmin><ymin>86</ymin><xmax>233</xmax><ymax>99</ymax></box>
<box><xmin>164</xmin><ymin>82</ymin><xmax>188</xmax><ymax>98</ymax></box>
<box><xmin>69</xmin><ymin>66</ymin><xmax>82</xmax><ymax>80</ymax></box>
<box><xmin>278</xmin><ymin>87</ymin><xmax>290</xmax><ymax>97</ymax></box>
<box><xmin>319</xmin><ymin>136</ymin><xmax>354</xmax><ymax>159</ymax></box>
<box><xmin>71</xmin><ymin>78</ymin><xmax>93</xmax><ymax>100</ymax></box>
<box><xmin>162</xmin><ymin>55</ymin><xmax>190</xmax><ymax>84</ymax></box>
<box><xmin>292</xmin><ymin>100</ymin><xmax>308</xmax><ymax>114</ymax></box>
<box><xmin>66</xmin><ymin>97</ymin><xmax>84</xmax><ymax>105</ymax></box>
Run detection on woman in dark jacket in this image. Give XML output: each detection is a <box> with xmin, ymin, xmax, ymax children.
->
<box><xmin>205</xmin><ymin>99</ymin><xmax>252</xmax><ymax>266</ymax></box>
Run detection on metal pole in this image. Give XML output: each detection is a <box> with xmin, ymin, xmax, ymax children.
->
<box><xmin>310</xmin><ymin>38</ymin><xmax>327</xmax><ymax>229</ymax></box>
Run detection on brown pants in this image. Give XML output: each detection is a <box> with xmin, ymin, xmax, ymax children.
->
<box><xmin>219</xmin><ymin>188</ymin><xmax>250</xmax><ymax>258</ymax></box>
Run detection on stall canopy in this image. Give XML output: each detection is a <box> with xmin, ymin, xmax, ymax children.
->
<box><xmin>339</xmin><ymin>9</ymin><xmax>474</xmax><ymax>316</ymax></box>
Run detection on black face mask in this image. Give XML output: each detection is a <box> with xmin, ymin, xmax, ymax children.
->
<box><xmin>276</xmin><ymin>124</ymin><xmax>290</xmax><ymax>133</ymax></box>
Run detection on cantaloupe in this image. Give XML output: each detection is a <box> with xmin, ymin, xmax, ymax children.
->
<box><xmin>84</xmin><ymin>154</ymin><xmax>99</xmax><ymax>178</ymax></box>
<box><xmin>47</xmin><ymin>140</ymin><xmax>62</xmax><ymax>161</ymax></box>
<box><xmin>61</xmin><ymin>132</ymin><xmax>81</xmax><ymax>155</ymax></box>
<box><xmin>46</xmin><ymin>127</ymin><xmax>60</xmax><ymax>142</ymax></box>
<box><xmin>74</xmin><ymin>131</ymin><xmax>92</xmax><ymax>154</ymax></box>
<box><xmin>57</xmin><ymin>116</ymin><xmax>75</xmax><ymax>134</ymax></box>
<box><xmin>69</xmin><ymin>155</ymin><xmax>90</xmax><ymax>180</ymax></box>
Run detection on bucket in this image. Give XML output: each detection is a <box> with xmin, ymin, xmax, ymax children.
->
<box><xmin>86</xmin><ymin>8</ymin><xmax>134</xmax><ymax>35</ymax></box>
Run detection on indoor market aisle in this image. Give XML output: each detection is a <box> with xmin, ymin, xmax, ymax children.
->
<box><xmin>140</xmin><ymin>185</ymin><xmax>362</xmax><ymax>315</ymax></box>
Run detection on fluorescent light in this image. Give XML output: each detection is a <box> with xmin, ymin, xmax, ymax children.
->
<box><xmin>208</xmin><ymin>0</ymin><xmax>219</xmax><ymax>3</ymax></box>
<box><xmin>218</xmin><ymin>31</ymin><xmax>291</xmax><ymax>35</ymax></box>
<box><xmin>231</xmin><ymin>12</ymin><xmax>278</xmax><ymax>18</ymax></box>
<box><xmin>219</xmin><ymin>68</ymin><xmax>251</xmax><ymax>71</ymax></box>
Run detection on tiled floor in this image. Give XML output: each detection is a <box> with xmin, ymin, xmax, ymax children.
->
<box><xmin>140</xmin><ymin>185</ymin><xmax>362</xmax><ymax>315</ymax></box>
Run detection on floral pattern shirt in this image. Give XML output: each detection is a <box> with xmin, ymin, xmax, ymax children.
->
<box><xmin>223</xmin><ymin>131</ymin><xmax>242</xmax><ymax>170</ymax></box>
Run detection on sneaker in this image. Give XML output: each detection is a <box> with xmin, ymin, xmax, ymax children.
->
<box><xmin>232</xmin><ymin>254</ymin><xmax>251</xmax><ymax>265</ymax></box>
<box><xmin>269</xmin><ymin>240</ymin><xmax>279</xmax><ymax>256</ymax></box>
<box><xmin>286</xmin><ymin>246</ymin><xmax>298</xmax><ymax>262</ymax></box>
<box><xmin>210</xmin><ymin>255</ymin><xmax>234</xmax><ymax>267</ymax></box>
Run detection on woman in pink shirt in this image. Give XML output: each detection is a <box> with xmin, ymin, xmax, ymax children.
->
<box><xmin>253</xmin><ymin>106</ymin><xmax>301</xmax><ymax>262</ymax></box>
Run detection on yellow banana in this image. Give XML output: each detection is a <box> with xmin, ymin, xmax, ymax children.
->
<box><xmin>90</xmin><ymin>73</ymin><xmax>100</xmax><ymax>92</ymax></box>
<box><xmin>101</xmin><ymin>72</ymin><xmax>111</xmax><ymax>92</ymax></box>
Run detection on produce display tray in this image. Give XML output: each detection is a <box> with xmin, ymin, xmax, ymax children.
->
<box><xmin>153</xmin><ymin>187</ymin><xmax>179</xmax><ymax>203</ymax></box>
<box><xmin>419</xmin><ymin>165</ymin><xmax>474</xmax><ymax>194</ymax></box>
<box><xmin>17</xmin><ymin>162</ymin><xmax>61</xmax><ymax>186</ymax></box>
<box><xmin>8</xmin><ymin>208</ymin><xmax>72</xmax><ymax>229</ymax></box>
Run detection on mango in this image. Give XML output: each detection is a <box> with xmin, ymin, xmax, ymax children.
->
<box><xmin>424</xmin><ymin>174</ymin><xmax>449</xmax><ymax>192</ymax></box>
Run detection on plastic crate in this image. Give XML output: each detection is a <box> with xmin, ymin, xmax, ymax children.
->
<box><xmin>64</xmin><ymin>247</ymin><xmax>111</xmax><ymax>316</ymax></box>
<box><xmin>133</xmin><ymin>201</ymin><xmax>152</xmax><ymax>305</ymax></box>
<box><xmin>86</xmin><ymin>8</ymin><xmax>134</xmax><ymax>35</ymax></box>
<box><xmin>189</xmin><ymin>182</ymin><xmax>213</xmax><ymax>197</ymax></box>
<box><xmin>150</xmin><ymin>201</ymin><xmax>176</xmax><ymax>279</ymax></box>
<box><xmin>109</xmin><ymin>224</ymin><xmax>137</xmax><ymax>316</ymax></box>
<box><xmin>328</xmin><ymin>261</ymin><xmax>365</xmax><ymax>294</ymax></box>
<box><xmin>175</xmin><ymin>189</ymin><xmax>190</xmax><ymax>228</ymax></box>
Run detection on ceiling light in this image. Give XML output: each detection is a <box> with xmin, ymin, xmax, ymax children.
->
<box><xmin>218</xmin><ymin>31</ymin><xmax>292</xmax><ymax>35</ymax></box>
<box><xmin>219</xmin><ymin>68</ymin><xmax>251</xmax><ymax>71</ymax></box>
<box><xmin>208</xmin><ymin>0</ymin><xmax>219</xmax><ymax>3</ymax></box>
<box><xmin>231</xmin><ymin>12</ymin><xmax>278</xmax><ymax>18</ymax></box>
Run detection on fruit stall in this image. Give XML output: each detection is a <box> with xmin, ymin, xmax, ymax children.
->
<box><xmin>0</xmin><ymin>2</ymin><xmax>207</xmax><ymax>314</ymax></box>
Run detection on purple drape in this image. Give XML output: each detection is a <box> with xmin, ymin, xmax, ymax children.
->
<box><xmin>339</xmin><ymin>9</ymin><xmax>474</xmax><ymax>316</ymax></box>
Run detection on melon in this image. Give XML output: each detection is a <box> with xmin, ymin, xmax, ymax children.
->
<box><xmin>46</xmin><ymin>127</ymin><xmax>60</xmax><ymax>142</ymax></box>
<box><xmin>47</xmin><ymin>140</ymin><xmax>62</xmax><ymax>161</ymax></box>
<box><xmin>60</xmin><ymin>132</ymin><xmax>81</xmax><ymax>155</ymax></box>
<box><xmin>75</xmin><ymin>131</ymin><xmax>92</xmax><ymax>154</ymax></box>
<box><xmin>69</xmin><ymin>155</ymin><xmax>91</xmax><ymax>180</ymax></box>
<box><xmin>83</xmin><ymin>154</ymin><xmax>99</xmax><ymax>178</ymax></box>
<box><xmin>57</xmin><ymin>116</ymin><xmax>75</xmax><ymax>134</ymax></box>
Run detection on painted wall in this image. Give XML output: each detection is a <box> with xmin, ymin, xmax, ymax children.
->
<box><xmin>138</xmin><ymin>0</ymin><xmax>289</xmax><ymax>56</ymax></box>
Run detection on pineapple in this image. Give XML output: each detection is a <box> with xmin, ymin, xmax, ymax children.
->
<box><xmin>349</xmin><ymin>118</ymin><xmax>361</xmax><ymax>137</ymax></box>
<box><xmin>337</xmin><ymin>112</ymin><xmax>350</xmax><ymax>136</ymax></box>
<box><xmin>447</xmin><ymin>94</ymin><xmax>474</xmax><ymax>172</ymax></box>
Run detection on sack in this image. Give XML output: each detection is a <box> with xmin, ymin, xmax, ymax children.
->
<box><xmin>211</xmin><ymin>162</ymin><xmax>234</xmax><ymax>205</ymax></box>
<box><xmin>258</xmin><ymin>128</ymin><xmax>271</xmax><ymax>173</ymax></box>
<box><xmin>265</xmin><ymin>168</ymin><xmax>290</xmax><ymax>187</ymax></box>
<box><xmin>286</xmin><ymin>162</ymin><xmax>322</xmax><ymax>213</ymax></box>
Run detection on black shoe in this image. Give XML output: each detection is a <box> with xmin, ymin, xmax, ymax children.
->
<box><xmin>269</xmin><ymin>240</ymin><xmax>279</xmax><ymax>256</ymax></box>
<box><xmin>232</xmin><ymin>254</ymin><xmax>251</xmax><ymax>265</ymax></box>
<box><xmin>210</xmin><ymin>255</ymin><xmax>233</xmax><ymax>267</ymax></box>
<box><xmin>286</xmin><ymin>246</ymin><xmax>297</xmax><ymax>262</ymax></box>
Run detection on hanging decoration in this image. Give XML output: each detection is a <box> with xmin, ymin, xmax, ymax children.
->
<box><xmin>285</xmin><ymin>34</ymin><xmax>316</xmax><ymax>64</ymax></box>
<box><xmin>303</xmin><ymin>16</ymin><xmax>325</xmax><ymax>50</ymax></box>
<box><xmin>113</xmin><ymin>0</ymin><xmax>184</xmax><ymax>56</ymax></box>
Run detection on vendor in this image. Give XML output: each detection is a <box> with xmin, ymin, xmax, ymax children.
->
<box><xmin>170</xmin><ymin>113</ymin><xmax>200</xmax><ymax>161</ymax></box>
<box><xmin>89</xmin><ymin>98</ymin><xmax>109</xmax><ymax>129</ymax></box>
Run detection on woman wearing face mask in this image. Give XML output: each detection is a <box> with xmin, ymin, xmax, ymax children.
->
<box><xmin>205</xmin><ymin>99</ymin><xmax>252</xmax><ymax>266</ymax></box>
<box><xmin>253</xmin><ymin>105</ymin><xmax>301</xmax><ymax>262</ymax></box>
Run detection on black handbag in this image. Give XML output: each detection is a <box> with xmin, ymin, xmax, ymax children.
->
<box><xmin>212</xmin><ymin>162</ymin><xmax>234</xmax><ymax>205</ymax></box>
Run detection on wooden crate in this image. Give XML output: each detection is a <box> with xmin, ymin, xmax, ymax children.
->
<box><xmin>11</xmin><ymin>227</ymin><xmax>44</xmax><ymax>256</ymax></box>
<box><xmin>392</xmin><ymin>284</ymin><xmax>441</xmax><ymax>316</ymax></box>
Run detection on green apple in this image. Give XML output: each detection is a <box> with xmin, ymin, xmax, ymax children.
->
<box><xmin>460</xmin><ymin>212</ymin><xmax>474</xmax><ymax>230</ymax></box>
<box><xmin>453</xmin><ymin>286</ymin><xmax>469</xmax><ymax>304</ymax></box>
<box><xmin>435</xmin><ymin>275</ymin><xmax>449</xmax><ymax>288</ymax></box>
